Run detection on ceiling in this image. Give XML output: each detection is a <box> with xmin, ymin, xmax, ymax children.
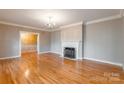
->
<box><xmin>0</xmin><ymin>9</ymin><xmax>121</xmax><ymax>31</ymax></box>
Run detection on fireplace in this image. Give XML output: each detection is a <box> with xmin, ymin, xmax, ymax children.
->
<box><xmin>64</xmin><ymin>47</ymin><xmax>76</xmax><ymax>58</ymax></box>
<box><xmin>61</xmin><ymin>41</ymin><xmax>80</xmax><ymax>59</ymax></box>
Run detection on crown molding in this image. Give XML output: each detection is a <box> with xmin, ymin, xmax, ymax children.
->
<box><xmin>0</xmin><ymin>14</ymin><xmax>122</xmax><ymax>32</ymax></box>
<box><xmin>0</xmin><ymin>21</ymin><xmax>51</xmax><ymax>31</ymax></box>
<box><xmin>60</xmin><ymin>21</ymin><xmax>83</xmax><ymax>29</ymax></box>
<box><xmin>86</xmin><ymin>14</ymin><xmax>121</xmax><ymax>25</ymax></box>
<box><xmin>48</xmin><ymin>21</ymin><xmax>83</xmax><ymax>32</ymax></box>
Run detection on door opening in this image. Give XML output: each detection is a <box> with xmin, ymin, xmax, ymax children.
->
<box><xmin>20</xmin><ymin>31</ymin><xmax>39</xmax><ymax>55</ymax></box>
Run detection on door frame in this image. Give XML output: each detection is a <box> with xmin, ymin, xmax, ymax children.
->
<box><xmin>19</xmin><ymin>31</ymin><xmax>40</xmax><ymax>56</ymax></box>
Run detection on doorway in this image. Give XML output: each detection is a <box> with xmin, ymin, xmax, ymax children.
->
<box><xmin>20</xmin><ymin>31</ymin><xmax>39</xmax><ymax>55</ymax></box>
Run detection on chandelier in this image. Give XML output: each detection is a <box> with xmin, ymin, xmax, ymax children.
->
<box><xmin>46</xmin><ymin>16</ymin><xmax>55</xmax><ymax>29</ymax></box>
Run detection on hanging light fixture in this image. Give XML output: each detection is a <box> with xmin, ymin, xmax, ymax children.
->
<box><xmin>46</xmin><ymin>16</ymin><xmax>55</xmax><ymax>29</ymax></box>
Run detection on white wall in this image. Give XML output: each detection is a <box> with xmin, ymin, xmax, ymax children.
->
<box><xmin>122</xmin><ymin>17</ymin><xmax>124</xmax><ymax>63</ymax></box>
<box><xmin>84</xmin><ymin>18</ymin><xmax>123</xmax><ymax>65</ymax></box>
<box><xmin>50</xmin><ymin>31</ymin><xmax>61</xmax><ymax>54</ymax></box>
<box><xmin>0</xmin><ymin>26</ymin><xmax>20</xmax><ymax>58</ymax></box>
<box><xmin>40</xmin><ymin>31</ymin><xmax>51</xmax><ymax>52</ymax></box>
<box><xmin>61</xmin><ymin>25</ymin><xmax>82</xmax><ymax>42</ymax></box>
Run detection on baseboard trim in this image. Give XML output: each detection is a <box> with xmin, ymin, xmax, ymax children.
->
<box><xmin>39</xmin><ymin>51</ymin><xmax>51</xmax><ymax>54</ymax></box>
<box><xmin>22</xmin><ymin>51</ymin><xmax>37</xmax><ymax>53</ymax></box>
<box><xmin>49</xmin><ymin>51</ymin><xmax>61</xmax><ymax>55</ymax></box>
<box><xmin>63</xmin><ymin>57</ymin><xmax>77</xmax><ymax>60</ymax></box>
<box><xmin>84</xmin><ymin>57</ymin><xmax>123</xmax><ymax>67</ymax></box>
<box><xmin>0</xmin><ymin>55</ymin><xmax>20</xmax><ymax>60</ymax></box>
<box><xmin>78</xmin><ymin>57</ymin><xmax>84</xmax><ymax>60</ymax></box>
<box><xmin>39</xmin><ymin>51</ymin><xmax>61</xmax><ymax>54</ymax></box>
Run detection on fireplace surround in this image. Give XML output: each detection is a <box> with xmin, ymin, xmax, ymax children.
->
<box><xmin>61</xmin><ymin>41</ymin><xmax>81</xmax><ymax>59</ymax></box>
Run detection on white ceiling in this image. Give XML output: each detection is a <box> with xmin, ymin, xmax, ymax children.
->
<box><xmin>0</xmin><ymin>9</ymin><xmax>120</xmax><ymax>30</ymax></box>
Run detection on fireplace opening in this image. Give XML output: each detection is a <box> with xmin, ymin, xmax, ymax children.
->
<box><xmin>64</xmin><ymin>47</ymin><xmax>76</xmax><ymax>59</ymax></box>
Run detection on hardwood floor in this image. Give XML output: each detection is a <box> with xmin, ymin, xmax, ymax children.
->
<box><xmin>0</xmin><ymin>52</ymin><xmax>124</xmax><ymax>84</ymax></box>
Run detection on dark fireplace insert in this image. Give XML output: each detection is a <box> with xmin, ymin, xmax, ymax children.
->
<box><xmin>64</xmin><ymin>47</ymin><xmax>76</xmax><ymax>59</ymax></box>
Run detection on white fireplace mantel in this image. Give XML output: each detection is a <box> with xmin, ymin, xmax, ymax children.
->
<box><xmin>61</xmin><ymin>41</ymin><xmax>80</xmax><ymax>59</ymax></box>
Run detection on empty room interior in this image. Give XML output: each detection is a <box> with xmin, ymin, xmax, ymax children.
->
<box><xmin>0</xmin><ymin>9</ymin><xmax>124</xmax><ymax>84</ymax></box>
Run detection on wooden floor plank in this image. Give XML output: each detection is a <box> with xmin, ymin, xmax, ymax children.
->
<box><xmin>0</xmin><ymin>52</ymin><xmax>123</xmax><ymax>84</ymax></box>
